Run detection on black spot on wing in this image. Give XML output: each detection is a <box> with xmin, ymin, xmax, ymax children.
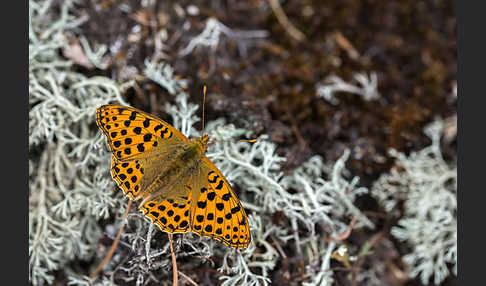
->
<box><xmin>143</xmin><ymin>118</ymin><xmax>150</xmax><ymax>128</ymax></box>
<box><xmin>129</xmin><ymin>111</ymin><xmax>137</xmax><ymax>120</ymax></box>
<box><xmin>222</xmin><ymin>193</ymin><xmax>231</xmax><ymax>201</ymax></box>
<box><xmin>208</xmin><ymin>175</ymin><xmax>219</xmax><ymax>183</ymax></box>
<box><xmin>215</xmin><ymin>180</ymin><xmax>224</xmax><ymax>190</ymax></box>
<box><xmin>216</xmin><ymin>203</ymin><xmax>224</xmax><ymax>211</ymax></box>
<box><xmin>207</xmin><ymin>192</ymin><xmax>216</xmax><ymax>201</ymax></box>
<box><xmin>143</xmin><ymin>133</ymin><xmax>152</xmax><ymax>142</ymax></box>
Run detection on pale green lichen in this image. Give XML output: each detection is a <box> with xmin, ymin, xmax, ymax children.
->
<box><xmin>178</xmin><ymin>17</ymin><xmax>268</xmax><ymax>57</ymax></box>
<box><xmin>372</xmin><ymin>118</ymin><xmax>457</xmax><ymax>284</ymax></box>
<box><xmin>317</xmin><ymin>72</ymin><xmax>380</xmax><ymax>105</ymax></box>
<box><xmin>29</xmin><ymin>0</ymin><xmax>129</xmax><ymax>284</ymax></box>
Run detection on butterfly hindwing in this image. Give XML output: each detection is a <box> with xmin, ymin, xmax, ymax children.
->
<box><xmin>190</xmin><ymin>158</ymin><xmax>251</xmax><ymax>249</ymax></box>
<box><xmin>96</xmin><ymin>105</ymin><xmax>188</xmax><ymax>162</ymax></box>
<box><xmin>141</xmin><ymin>186</ymin><xmax>193</xmax><ymax>234</ymax></box>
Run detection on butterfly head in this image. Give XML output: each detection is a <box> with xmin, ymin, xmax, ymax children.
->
<box><xmin>196</xmin><ymin>134</ymin><xmax>210</xmax><ymax>153</ymax></box>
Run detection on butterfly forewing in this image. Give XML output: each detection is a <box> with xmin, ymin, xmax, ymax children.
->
<box><xmin>96</xmin><ymin>105</ymin><xmax>188</xmax><ymax>162</ymax></box>
<box><xmin>190</xmin><ymin>158</ymin><xmax>251</xmax><ymax>249</ymax></box>
<box><xmin>98</xmin><ymin>105</ymin><xmax>187</xmax><ymax>201</ymax></box>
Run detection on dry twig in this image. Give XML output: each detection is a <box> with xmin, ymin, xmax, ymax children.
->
<box><xmin>268</xmin><ymin>0</ymin><xmax>306</xmax><ymax>42</ymax></box>
<box><xmin>332</xmin><ymin>216</ymin><xmax>357</xmax><ymax>241</ymax></box>
<box><xmin>90</xmin><ymin>200</ymin><xmax>133</xmax><ymax>278</ymax></box>
<box><xmin>168</xmin><ymin>234</ymin><xmax>178</xmax><ymax>286</ymax></box>
<box><xmin>178</xmin><ymin>271</ymin><xmax>199</xmax><ymax>286</ymax></box>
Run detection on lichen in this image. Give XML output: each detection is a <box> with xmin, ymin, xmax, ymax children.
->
<box><xmin>316</xmin><ymin>72</ymin><xmax>380</xmax><ymax>105</ymax></box>
<box><xmin>372</xmin><ymin>118</ymin><xmax>457</xmax><ymax>284</ymax></box>
<box><xmin>29</xmin><ymin>0</ymin><xmax>129</xmax><ymax>284</ymax></box>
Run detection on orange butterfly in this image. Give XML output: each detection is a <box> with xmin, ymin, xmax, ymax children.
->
<box><xmin>96</xmin><ymin>103</ymin><xmax>251</xmax><ymax>249</ymax></box>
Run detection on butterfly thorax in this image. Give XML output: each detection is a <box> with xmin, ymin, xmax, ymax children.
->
<box><xmin>173</xmin><ymin>134</ymin><xmax>209</xmax><ymax>166</ymax></box>
<box><xmin>137</xmin><ymin>134</ymin><xmax>210</xmax><ymax>205</ymax></box>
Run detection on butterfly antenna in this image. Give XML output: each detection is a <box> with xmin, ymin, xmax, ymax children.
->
<box><xmin>202</xmin><ymin>85</ymin><xmax>207</xmax><ymax>137</ymax></box>
<box><xmin>211</xmin><ymin>138</ymin><xmax>258</xmax><ymax>144</ymax></box>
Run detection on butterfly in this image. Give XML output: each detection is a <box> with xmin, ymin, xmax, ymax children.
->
<box><xmin>95</xmin><ymin>104</ymin><xmax>251</xmax><ymax>249</ymax></box>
